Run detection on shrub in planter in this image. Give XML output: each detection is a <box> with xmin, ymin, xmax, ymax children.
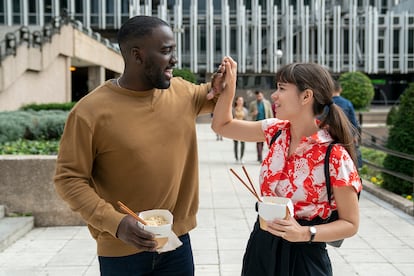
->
<box><xmin>386</xmin><ymin>105</ymin><xmax>398</xmax><ymax>126</ymax></box>
<box><xmin>173</xmin><ymin>68</ymin><xmax>197</xmax><ymax>83</ymax></box>
<box><xmin>0</xmin><ymin>139</ymin><xmax>59</xmax><ymax>155</ymax></box>
<box><xmin>20</xmin><ymin>102</ymin><xmax>76</xmax><ymax>111</ymax></box>
<box><xmin>0</xmin><ymin>111</ymin><xmax>32</xmax><ymax>143</ymax></box>
<box><xmin>26</xmin><ymin>110</ymin><xmax>68</xmax><ymax>140</ymax></box>
<box><xmin>338</xmin><ymin>72</ymin><xmax>375</xmax><ymax>110</ymax></box>
<box><xmin>382</xmin><ymin>83</ymin><xmax>414</xmax><ymax>195</ymax></box>
<box><xmin>0</xmin><ymin>110</ymin><xmax>68</xmax><ymax>143</ymax></box>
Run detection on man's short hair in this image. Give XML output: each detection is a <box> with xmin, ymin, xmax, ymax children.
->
<box><xmin>117</xmin><ymin>16</ymin><xmax>170</xmax><ymax>58</ymax></box>
<box><xmin>333</xmin><ymin>80</ymin><xmax>342</xmax><ymax>92</ymax></box>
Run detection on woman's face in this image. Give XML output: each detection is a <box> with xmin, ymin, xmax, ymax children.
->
<box><xmin>236</xmin><ymin>97</ymin><xmax>244</xmax><ymax>106</ymax></box>
<box><xmin>271</xmin><ymin>82</ymin><xmax>303</xmax><ymax>120</ymax></box>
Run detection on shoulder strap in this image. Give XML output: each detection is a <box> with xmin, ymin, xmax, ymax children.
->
<box><xmin>325</xmin><ymin>142</ymin><xmax>336</xmax><ymax>205</ymax></box>
<box><xmin>269</xmin><ymin>129</ymin><xmax>282</xmax><ymax>147</ymax></box>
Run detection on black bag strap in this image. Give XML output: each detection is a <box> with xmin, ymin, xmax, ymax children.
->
<box><xmin>269</xmin><ymin>129</ymin><xmax>282</xmax><ymax>147</ymax></box>
<box><xmin>271</xmin><ymin>132</ymin><xmax>335</xmax><ymax>205</ymax></box>
<box><xmin>324</xmin><ymin>142</ymin><xmax>336</xmax><ymax>206</ymax></box>
<box><xmin>270</xmin><ymin>132</ymin><xmax>351</xmax><ymax>207</ymax></box>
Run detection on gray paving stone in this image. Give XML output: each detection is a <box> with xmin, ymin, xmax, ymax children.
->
<box><xmin>0</xmin><ymin>216</ymin><xmax>33</xmax><ymax>252</ymax></box>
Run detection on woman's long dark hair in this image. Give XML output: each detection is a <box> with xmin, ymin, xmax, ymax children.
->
<box><xmin>275</xmin><ymin>63</ymin><xmax>358</xmax><ymax>165</ymax></box>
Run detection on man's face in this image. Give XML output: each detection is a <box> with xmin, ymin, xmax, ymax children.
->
<box><xmin>256</xmin><ymin>92</ymin><xmax>263</xmax><ymax>101</ymax></box>
<box><xmin>140</xmin><ymin>25</ymin><xmax>177</xmax><ymax>89</ymax></box>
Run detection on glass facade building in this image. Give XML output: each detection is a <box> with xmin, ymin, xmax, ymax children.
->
<box><xmin>1</xmin><ymin>0</ymin><xmax>413</xmax><ymax>102</ymax></box>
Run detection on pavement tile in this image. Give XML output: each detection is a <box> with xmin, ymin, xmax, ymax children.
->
<box><xmin>338</xmin><ymin>248</ymin><xmax>388</xmax><ymax>263</ymax></box>
<box><xmin>376</xmin><ymin>248</ymin><xmax>414</xmax><ymax>263</ymax></box>
<box><xmin>218</xmin><ymin>249</ymin><xmax>245</xmax><ymax>265</ymax></box>
<box><xmin>193</xmin><ymin>264</ymin><xmax>220</xmax><ymax>276</ymax></box>
<box><xmin>220</xmin><ymin>263</ymin><xmax>242</xmax><ymax>276</ymax></box>
<box><xmin>193</xmin><ymin>249</ymin><xmax>219</xmax><ymax>265</ymax></box>
<box><xmin>351</xmin><ymin>263</ymin><xmax>405</xmax><ymax>276</ymax></box>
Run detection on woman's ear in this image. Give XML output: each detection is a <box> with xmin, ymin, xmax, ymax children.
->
<box><xmin>302</xmin><ymin>89</ymin><xmax>314</xmax><ymax>105</ymax></box>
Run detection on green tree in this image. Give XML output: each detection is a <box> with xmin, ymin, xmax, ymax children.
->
<box><xmin>386</xmin><ymin>105</ymin><xmax>398</xmax><ymax>126</ymax></box>
<box><xmin>382</xmin><ymin>83</ymin><xmax>414</xmax><ymax>195</ymax></box>
<box><xmin>173</xmin><ymin>68</ymin><xmax>197</xmax><ymax>83</ymax></box>
<box><xmin>338</xmin><ymin>72</ymin><xmax>375</xmax><ymax>110</ymax></box>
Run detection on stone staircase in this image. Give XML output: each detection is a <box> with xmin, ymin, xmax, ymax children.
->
<box><xmin>0</xmin><ymin>205</ymin><xmax>34</xmax><ymax>252</ymax></box>
<box><xmin>358</xmin><ymin>106</ymin><xmax>390</xmax><ymax>143</ymax></box>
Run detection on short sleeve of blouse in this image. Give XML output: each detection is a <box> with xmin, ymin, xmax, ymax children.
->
<box><xmin>329</xmin><ymin>144</ymin><xmax>363</xmax><ymax>193</ymax></box>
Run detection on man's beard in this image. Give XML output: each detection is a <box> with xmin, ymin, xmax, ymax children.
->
<box><xmin>145</xmin><ymin>66</ymin><xmax>171</xmax><ymax>89</ymax></box>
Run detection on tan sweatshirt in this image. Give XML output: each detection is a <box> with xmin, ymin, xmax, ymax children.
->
<box><xmin>54</xmin><ymin>77</ymin><xmax>214</xmax><ymax>257</ymax></box>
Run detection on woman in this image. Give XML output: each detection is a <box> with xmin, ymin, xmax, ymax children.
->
<box><xmin>232</xmin><ymin>96</ymin><xmax>249</xmax><ymax>162</ymax></box>
<box><xmin>212</xmin><ymin>57</ymin><xmax>362</xmax><ymax>276</ymax></box>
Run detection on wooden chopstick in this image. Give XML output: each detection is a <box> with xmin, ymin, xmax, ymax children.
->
<box><xmin>229</xmin><ymin>168</ymin><xmax>262</xmax><ymax>202</ymax></box>
<box><xmin>117</xmin><ymin>201</ymin><xmax>147</xmax><ymax>225</ymax></box>
<box><xmin>242</xmin><ymin>166</ymin><xmax>261</xmax><ymax>201</ymax></box>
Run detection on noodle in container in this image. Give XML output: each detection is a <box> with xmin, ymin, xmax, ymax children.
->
<box><xmin>138</xmin><ymin>209</ymin><xmax>173</xmax><ymax>248</ymax></box>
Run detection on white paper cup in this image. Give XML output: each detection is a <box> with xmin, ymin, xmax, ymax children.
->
<box><xmin>138</xmin><ymin>209</ymin><xmax>173</xmax><ymax>248</ymax></box>
<box><xmin>258</xmin><ymin>196</ymin><xmax>292</xmax><ymax>230</ymax></box>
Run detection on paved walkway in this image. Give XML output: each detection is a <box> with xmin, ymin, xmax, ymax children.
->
<box><xmin>0</xmin><ymin>123</ymin><xmax>413</xmax><ymax>276</ymax></box>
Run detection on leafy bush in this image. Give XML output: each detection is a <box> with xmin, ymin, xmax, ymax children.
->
<box><xmin>0</xmin><ymin>110</ymin><xmax>68</xmax><ymax>142</ymax></box>
<box><xmin>26</xmin><ymin>110</ymin><xmax>68</xmax><ymax>140</ymax></box>
<box><xmin>0</xmin><ymin>111</ymin><xmax>32</xmax><ymax>143</ymax></box>
<box><xmin>339</xmin><ymin>72</ymin><xmax>375</xmax><ymax>110</ymax></box>
<box><xmin>0</xmin><ymin>139</ymin><xmax>59</xmax><ymax>155</ymax></box>
<box><xmin>20</xmin><ymin>102</ymin><xmax>76</xmax><ymax>111</ymax></box>
<box><xmin>382</xmin><ymin>83</ymin><xmax>414</xmax><ymax>195</ymax></box>
<box><xmin>359</xmin><ymin>146</ymin><xmax>386</xmax><ymax>185</ymax></box>
<box><xmin>386</xmin><ymin>105</ymin><xmax>398</xmax><ymax>126</ymax></box>
<box><xmin>173</xmin><ymin>68</ymin><xmax>197</xmax><ymax>83</ymax></box>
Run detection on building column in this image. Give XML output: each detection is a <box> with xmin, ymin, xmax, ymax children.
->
<box><xmin>65</xmin><ymin>56</ymin><xmax>72</xmax><ymax>102</ymax></box>
<box><xmin>87</xmin><ymin>66</ymin><xmax>105</xmax><ymax>92</ymax></box>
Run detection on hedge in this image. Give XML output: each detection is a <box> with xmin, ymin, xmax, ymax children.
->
<box><xmin>0</xmin><ymin>110</ymin><xmax>68</xmax><ymax>143</ymax></box>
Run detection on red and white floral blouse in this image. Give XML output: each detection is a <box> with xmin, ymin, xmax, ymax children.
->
<box><xmin>260</xmin><ymin>118</ymin><xmax>362</xmax><ymax>220</ymax></box>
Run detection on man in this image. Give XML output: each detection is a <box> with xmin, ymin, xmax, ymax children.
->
<box><xmin>332</xmin><ymin>80</ymin><xmax>363</xmax><ymax>168</ymax></box>
<box><xmin>54</xmin><ymin>15</ymin><xmax>224</xmax><ymax>275</ymax></box>
<box><xmin>249</xmin><ymin>90</ymin><xmax>273</xmax><ymax>162</ymax></box>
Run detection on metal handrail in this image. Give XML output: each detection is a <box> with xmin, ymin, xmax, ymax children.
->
<box><xmin>361</xmin><ymin>128</ymin><xmax>414</xmax><ymax>187</ymax></box>
<box><xmin>362</xmin><ymin>159</ymin><xmax>414</xmax><ymax>183</ymax></box>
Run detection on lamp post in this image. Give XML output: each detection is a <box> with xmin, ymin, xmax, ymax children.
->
<box><xmin>20</xmin><ymin>27</ymin><xmax>30</xmax><ymax>46</ymax></box>
<box><xmin>5</xmin><ymin>33</ymin><xmax>17</xmax><ymax>56</ymax></box>
<box><xmin>32</xmin><ymin>31</ymin><xmax>43</xmax><ymax>48</ymax></box>
<box><xmin>276</xmin><ymin>49</ymin><xmax>283</xmax><ymax>71</ymax></box>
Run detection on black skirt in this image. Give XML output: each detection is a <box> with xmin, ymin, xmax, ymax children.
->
<box><xmin>241</xmin><ymin>217</ymin><xmax>333</xmax><ymax>276</ymax></box>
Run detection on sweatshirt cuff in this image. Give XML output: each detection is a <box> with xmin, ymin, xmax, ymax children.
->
<box><xmin>103</xmin><ymin>208</ymin><xmax>128</xmax><ymax>238</ymax></box>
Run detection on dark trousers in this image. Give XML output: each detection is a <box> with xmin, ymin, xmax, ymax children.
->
<box><xmin>99</xmin><ymin>234</ymin><xmax>194</xmax><ymax>276</ymax></box>
<box><xmin>234</xmin><ymin>140</ymin><xmax>245</xmax><ymax>160</ymax></box>
<box><xmin>242</xmin><ymin>217</ymin><xmax>332</xmax><ymax>276</ymax></box>
<box><xmin>256</xmin><ymin>142</ymin><xmax>264</xmax><ymax>162</ymax></box>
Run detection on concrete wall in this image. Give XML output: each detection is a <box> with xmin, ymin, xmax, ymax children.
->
<box><xmin>0</xmin><ymin>24</ymin><xmax>123</xmax><ymax>111</ymax></box>
<box><xmin>0</xmin><ymin>57</ymin><xmax>71</xmax><ymax>110</ymax></box>
<box><xmin>0</xmin><ymin>155</ymin><xmax>84</xmax><ymax>226</ymax></box>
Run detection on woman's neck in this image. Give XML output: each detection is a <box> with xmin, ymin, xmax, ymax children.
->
<box><xmin>289</xmin><ymin>118</ymin><xmax>320</xmax><ymax>140</ymax></box>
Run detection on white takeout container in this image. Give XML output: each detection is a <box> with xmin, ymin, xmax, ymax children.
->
<box><xmin>138</xmin><ymin>209</ymin><xmax>173</xmax><ymax>248</ymax></box>
<box><xmin>258</xmin><ymin>196</ymin><xmax>294</xmax><ymax>230</ymax></box>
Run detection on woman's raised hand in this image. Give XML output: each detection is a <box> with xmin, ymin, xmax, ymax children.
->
<box><xmin>209</xmin><ymin>59</ymin><xmax>227</xmax><ymax>97</ymax></box>
<box><xmin>222</xmin><ymin>56</ymin><xmax>237</xmax><ymax>89</ymax></box>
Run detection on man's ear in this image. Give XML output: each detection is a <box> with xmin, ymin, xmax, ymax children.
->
<box><xmin>131</xmin><ymin>47</ymin><xmax>143</xmax><ymax>64</ymax></box>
